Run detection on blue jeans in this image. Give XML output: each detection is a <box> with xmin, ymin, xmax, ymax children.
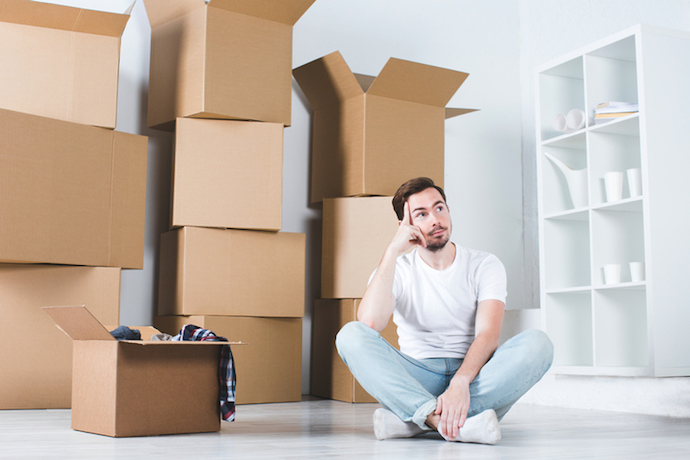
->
<box><xmin>335</xmin><ymin>321</ymin><xmax>554</xmax><ymax>430</ymax></box>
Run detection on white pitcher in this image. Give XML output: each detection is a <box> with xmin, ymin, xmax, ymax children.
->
<box><xmin>544</xmin><ymin>152</ymin><xmax>588</xmax><ymax>209</ymax></box>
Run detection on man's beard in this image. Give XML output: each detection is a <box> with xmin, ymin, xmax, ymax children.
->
<box><xmin>425</xmin><ymin>228</ymin><xmax>450</xmax><ymax>252</ymax></box>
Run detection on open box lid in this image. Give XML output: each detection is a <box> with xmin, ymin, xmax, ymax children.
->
<box><xmin>143</xmin><ymin>0</ymin><xmax>315</xmax><ymax>29</ymax></box>
<box><xmin>43</xmin><ymin>306</ymin><xmax>243</xmax><ymax>345</ymax></box>
<box><xmin>293</xmin><ymin>51</ymin><xmax>479</xmax><ymax>117</ymax></box>
<box><xmin>0</xmin><ymin>0</ymin><xmax>131</xmax><ymax>38</ymax></box>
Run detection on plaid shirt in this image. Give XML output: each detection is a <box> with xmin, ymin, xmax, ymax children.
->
<box><xmin>172</xmin><ymin>324</ymin><xmax>236</xmax><ymax>422</ymax></box>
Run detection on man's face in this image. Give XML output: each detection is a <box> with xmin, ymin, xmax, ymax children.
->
<box><xmin>406</xmin><ymin>187</ymin><xmax>452</xmax><ymax>252</ymax></box>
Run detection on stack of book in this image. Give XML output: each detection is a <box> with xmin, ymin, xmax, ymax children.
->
<box><xmin>594</xmin><ymin>101</ymin><xmax>639</xmax><ymax>124</ymax></box>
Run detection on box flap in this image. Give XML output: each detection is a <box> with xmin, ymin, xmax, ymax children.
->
<box><xmin>142</xmin><ymin>0</ymin><xmax>206</xmax><ymax>29</ymax></box>
<box><xmin>367</xmin><ymin>57</ymin><xmax>469</xmax><ymax>107</ymax></box>
<box><xmin>0</xmin><ymin>0</ymin><xmax>130</xmax><ymax>37</ymax></box>
<box><xmin>208</xmin><ymin>0</ymin><xmax>315</xmax><ymax>25</ymax></box>
<box><xmin>293</xmin><ymin>51</ymin><xmax>363</xmax><ymax>110</ymax></box>
<box><xmin>445</xmin><ymin>107</ymin><xmax>479</xmax><ymax>119</ymax></box>
<box><xmin>42</xmin><ymin>306</ymin><xmax>116</xmax><ymax>341</ymax></box>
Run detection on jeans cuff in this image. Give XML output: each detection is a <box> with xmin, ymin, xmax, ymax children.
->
<box><xmin>412</xmin><ymin>399</ymin><xmax>438</xmax><ymax>431</ymax></box>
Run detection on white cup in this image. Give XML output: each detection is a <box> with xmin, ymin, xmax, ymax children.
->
<box><xmin>627</xmin><ymin>168</ymin><xmax>642</xmax><ymax>197</ymax></box>
<box><xmin>552</xmin><ymin>113</ymin><xmax>567</xmax><ymax>132</ymax></box>
<box><xmin>603</xmin><ymin>264</ymin><xmax>622</xmax><ymax>285</ymax></box>
<box><xmin>604</xmin><ymin>171</ymin><xmax>624</xmax><ymax>202</ymax></box>
<box><xmin>630</xmin><ymin>261</ymin><xmax>645</xmax><ymax>282</ymax></box>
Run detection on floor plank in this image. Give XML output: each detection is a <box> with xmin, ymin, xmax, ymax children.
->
<box><xmin>1</xmin><ymin>400</ymin><xmax>689</xmax><ymax>459</ymax></box>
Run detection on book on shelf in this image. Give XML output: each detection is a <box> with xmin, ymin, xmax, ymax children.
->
<box><xmin>594</xmin><ymin>111</ymin><xmax>637</xmax><ymax>119</ymax></box>
<box><xmin>595</xmin><ymin>101</ymin><xmax>639</xmax><ymax>114</ymax></box>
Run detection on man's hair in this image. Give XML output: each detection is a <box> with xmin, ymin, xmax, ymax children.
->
<box><xmin>392</xmin><ymin>177</ymin><xmax>447</xmax><ymax>221</ymax></box>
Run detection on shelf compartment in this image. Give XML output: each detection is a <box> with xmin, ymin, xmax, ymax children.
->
<box><xmin>543</xmin><ymin>216</ymin><xmax>591</xmax><ymax>290</ymax></box>
<box><xmin>593</xmin><ymin>288</ymin><xmax>648</xmax><ymax>368</ymax></box>
<box><xmin>591</xmin><ymin>207</ymin><xmax>645</xmax><ymax>286</ymax></box>
<box><xmin>584</xmin><ymin>35</ymin><xmax>638</xmax><ymax>126</ymax></box>
<box><xmin>588</xmin><ymin>118</ymin><xmax>641</xmax><ymax>206</ymax></box>
<box><xmin>545</xmin><ymin>291</ymin><xmax>593</xmax><ymax>367</ymax></box>
<box><xmin>539</xmin><ymin>57</ymin><xmax>584</xmax><ymax>142</ymax></box>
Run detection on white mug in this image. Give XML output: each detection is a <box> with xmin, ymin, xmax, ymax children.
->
<box><xmin>603</xmin><ymin>264</ymin><xmax>622</xmax><ymax>285</ymax></box>
<box><xmin>627</xmin><ymin>168</ymin><xmax>642</xmax><ymax>197</ymax></box>
<box><xmin>604</xmin><ymin>171</ymin><xmax>624</xmax><ymax>202</ymax></box>
<box><xmin>630</xmin><ymin>261</ymin><xmax>645</xmax><ymax>282</ymax></box>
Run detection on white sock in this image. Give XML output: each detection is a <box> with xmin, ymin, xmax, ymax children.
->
<box><xmin>440</xmin><ymin>409</ymin><xmax>501</xmax><ymax>445</ymax></box>
<box><xmin>373</xmin><ymin>408</ymin><xmax>425</xmax><ymax>440</ymax></box>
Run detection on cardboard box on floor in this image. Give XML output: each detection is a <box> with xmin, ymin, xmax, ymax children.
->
<box><xmin>293</xmin><ymin>51</ymin><xmax>477</xmax><ymax>203</ymax></box>
<box><xmin>158</xmin><ymin>227</ymin><xmax>306</xmax><ymax>317</ymax></box>
<box><xmin>0</xmin><ymin>109</ymin><xmax>148</xmax><ymax>269</ymax></box>
<box><xmin>311</xmin><ymin>299</ymin><xmax>399</xmax><ymax>403</ymax></box>
<box><xmin>155</xmin><ymin>315</ymin><xmax>302</xmax><ymax>404</ymax></box>
<box><xmin>0</xmin><ymin>265</ymin><xmax>120</xmax><ymax>410</ymax></box>
<box><xmin>0</xmin><ymin>0</ymin><xmax>131</xmax><ymax>129</ymax></box>
<box><xmin>171</xmin><ymin>118</ymin><xmax>283</xmax><ymax>231</ymax></box>
<box><xmin>143</xmin><ymin>0</ymin><xmax>316</xmax><ymax>131</ymax></box>
<box><xmin>44</xmin><ymin>305</ymin><xmax>243</xmax><ymax>438</ymax></box>
<box><xmin>322</xmin><ymin>196</ymin><xmax>399</xmax><ymax>299</ymax></box>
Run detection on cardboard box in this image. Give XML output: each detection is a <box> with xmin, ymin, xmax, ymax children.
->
<box><xmin>171</xmin><ymin>118</ymin><xmax>283</xmax><ymax>231</ymax></box>
<box><xmin>154</xmin><ymin>315</ymin><xmax>302</xmax><ymax>404</ymax></box>
<box><xmin>311</xmin><ymin>299</ymin><xmax>399</xmax><ymax>403</ymax></box>
<box><xmin>0</xmin><ymin>0</ymin><xmax>130</xmax><ymax>128</ymax></box>
<box><xmin>44</xmin><ymin>305</ymin><xmax>240</xmax><ymax>437</ymax></box>
<box><xmin>293</xmin><ymin>51</ymin><xmax>477</xmax><ymax>203</ymax></box>
<box><xmin>0</xmin><ymin>109</ymin><xmax>148</xmax><ymax>269</ymax></box>
<box><xmin>0</xmin><ymin>265</ymin><xmax>120</xmax><ymax>410</ymax></box>
<box><xmin>322</xmin><ymin>197</ymin><xmax>399</xmax><ymax>299</ymax></box>
<box><xmin>158</xmin><ymin>227</ymin><xmax>306</xmax><ymax>317</ymax></box>
<box><xmin>144</xmin><ymin>0</ymin><xmax>316</xmax><ymax>130</ymax></box>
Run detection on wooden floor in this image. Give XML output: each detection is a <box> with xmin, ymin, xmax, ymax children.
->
<box><xmin>1</xmin><ymin>398</ymin><xmax>689</xmax><ymax>459</ymax></box>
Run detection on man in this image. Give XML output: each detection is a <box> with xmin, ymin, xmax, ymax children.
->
<box><xmin>336</xmin><ymin>177</ymin><xmax>553</xmax><ymax>444</ymax></box>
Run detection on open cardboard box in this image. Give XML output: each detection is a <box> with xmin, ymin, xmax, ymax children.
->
<box><xmin>144</xmin><ymin>0</ymin><xmax>316</xmax><ymax>130</ymax></box>
<box><xmin>43</xmin><ymin>305</ymin><xmax>243</xmax><ymax>438</ymax></box>
<box><xmin>293</xmin><ymin>51</ymin><xmax>477</xmax><ymax>203</ymax></box>
<box><xmin>0</xmin><ymin>0</ymin><xmax>132</xmax><ymax>128</ymax></box>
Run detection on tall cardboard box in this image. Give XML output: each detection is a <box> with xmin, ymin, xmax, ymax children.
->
<box><xmin>322</xmin><ymin>197</ymin><xmax>399</xmax><ymax>299</ymax></box>
<box><xmin>0</xmin><ymin>265</ymin><xmax>120</xmax><ymax>409</ymax></box>
<box><xmin>158</xmin><ymin>227</ymin><xmax>306</xmax><ymax>317</ymax></box>
<box><xmin>293</xmin><ymin>51</ymin><xmax>477</xmax><ymax>203</ymax></box>
<box><xmin>44</xmin><ymin>306</ymin><xmax>237</xmax><ymax>438</ymax></box>
<box><xmin>155</xmin><ymin>315</ymin><xmax>302</xmax><ymax>404</ymax></box>
<box><xmin>144</xmin><ymin>0</ymin><xmax>316</xmax><ymax>130</ymax></box>
<box><xmin>311</xmin><ymin>299</ymin><xmax>399</xmax><ymax>403</ymax></box>
<box><xmin>171</xmin><ymin>118</ymin><xmax>283</xmax><ymax>231</ymax></box>
<box><xmin>0</xmin><ymin>109</ymin><xmax>148</xmax><ymax>269</ymax></box>
<box><xmin>0</xmin><ymin>0</ymin><xmax>130</xmax><ymax>128</ymax></box>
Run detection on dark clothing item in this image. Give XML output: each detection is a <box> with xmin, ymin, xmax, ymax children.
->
<box><xmin>109</xmin><ymin>325</ymin><xmax>141</xmax><ymax>341</ymax></box>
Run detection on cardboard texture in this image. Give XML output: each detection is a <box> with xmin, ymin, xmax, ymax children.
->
<box><xmin>155</xmin><ymin>315</ymin><xmax>302</xmax><ymax>404</ymax></box>
<box><xmin>0</xmin><ymin>0</ymin><xmax>130</xmax><ymax>128</ymax></box>
<box><xmin>322</xmin><ymin>197</ymin><xmax>399</xmax><ymax>299</ymax></box>
<box><xmin>144</xmin><ymin>0</ymin><xmax>316</xmax><ymax>130</ymax></box>
<box><xmin>0</xmin><ymin>109</ymin><xmax>148</xmax><ymax>269</ymax></box>
<box><xmin>43</xmin><ymin>305</ymin><xmax>239</xmax><ymax>437</ymax></box>
<box><xmin>0</xmin><ymin>265</ymin><xmax>120</xmax><ymax>410</ymax></box>
<box><xmin>293</xmin><ymin>51</ymin><xmax>477</xmax><ymax>203</ymax></box>
<box><xmin>171</xmin><ymin>118</ymin><xmax>283</xmax><ymax>231</ymax></box>
<box><xmin>158</xmin><ymin>227</ymin><xmax>306</xmax><ymax>317</ymax></box>
<box><xmin>311</xmin><ymin>299</ymin><xmax>399</xmax><ymax>403</ymax></box>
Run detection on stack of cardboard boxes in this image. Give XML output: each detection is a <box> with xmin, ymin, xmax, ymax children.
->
<box><xmin>294</xmin><ymin>51</ymin><xmax>474</xmax><ymax>402</ymax></box>
<box><xmin>0</xmin><ymin>1</ymin><xmax>148</xmax><ymax>410</ymax></box>
<box><xmin>144</xmin><ymin>0</ymin><xmax>315</xmax><ymax>405</ymax></box>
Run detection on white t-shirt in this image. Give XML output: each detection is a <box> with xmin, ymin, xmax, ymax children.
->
<box><xmin>381</xmin><ymin>244</ymin><xmax>507</xmax><ymax>360</ymax></box>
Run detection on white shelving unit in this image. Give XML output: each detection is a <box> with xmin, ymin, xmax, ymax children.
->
<box><xmin>536</xmin><ymin>25</ymin><xmax>690</xmax><ymax>377</ymax></box>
